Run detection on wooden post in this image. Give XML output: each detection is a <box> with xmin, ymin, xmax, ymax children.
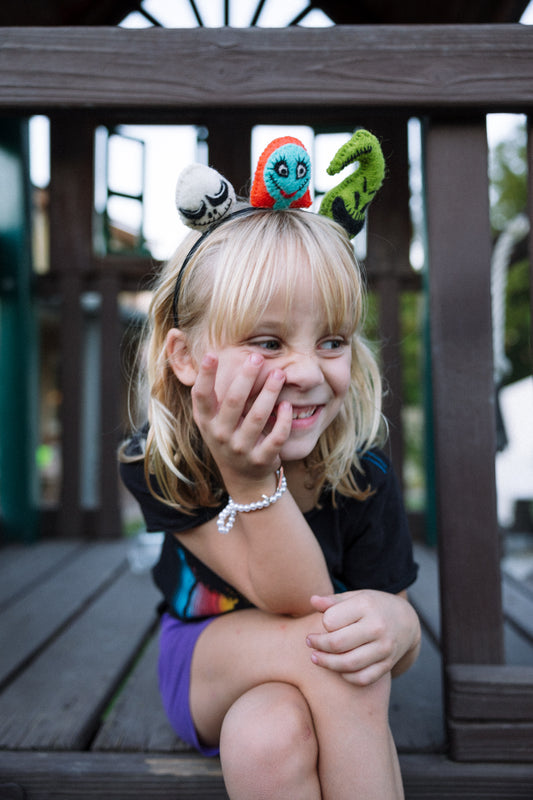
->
<box><xmin>367</xmin><ymin>117</ymin><xmax>412</xmax><ymax>479</ymax></box>
<box><xmin>204</xmin><ymin>115</ymin><xmax>253</xmax><ymax>197</ymax></box>
<box><xmin>98</xmin><ymin>271</ymin><xmax>122</xmax><ymax>538</ymax></box>
<box><xmin>49</xmin><ymin>114</ymin><xmax>94</xmax><ymax>538</ymax></box>
<box><xmin>423</xmin><ymin>118</ymin><xmax>504</xmax><ymax>666</ymax></box>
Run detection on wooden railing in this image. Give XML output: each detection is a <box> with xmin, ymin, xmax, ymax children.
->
<box><xmin>0</xmin><ymin>25</ymin><xmax>531</xmax><ymax>764</ymax></box>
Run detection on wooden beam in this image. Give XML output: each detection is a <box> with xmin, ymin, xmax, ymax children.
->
<box><xmin>447</xmin><ymin>664</ymin><xmax>533</xmax><ymax>720</ymax></box>
<box><xmin>449</xmin><ymin>721</ymin><xmax>533</xmax><ymax>763</ymax></box>
<box><xmin>423</xmin><ymin>119</ymin><xmax>504</xmax><ymax>665</ymax></box>
<box><xmin>0</xmin><ymin>26</ymin><xmax>532</xmax><ymax>112</ymax></box>
<box><xmin>1</xmin><ymin>751</ymin><xmax>533</xmax><ymax>799</ymax></box>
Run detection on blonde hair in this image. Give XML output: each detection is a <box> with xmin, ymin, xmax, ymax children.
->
<box><xmin>124</xmin><ymin>209</ymin><xmax>385</xmax><ymax>511</ymax></box>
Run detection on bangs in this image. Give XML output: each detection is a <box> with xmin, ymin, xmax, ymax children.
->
<box><xmin>198</xmin><ymin>210</ymin><xmax>362</xmax><ymax>344</ymax></box>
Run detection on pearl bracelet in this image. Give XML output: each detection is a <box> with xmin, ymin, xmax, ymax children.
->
<box><xmin>217</xmin><ymin>468</ymin><xmax>287</xmax><ymax>535</ymax></box>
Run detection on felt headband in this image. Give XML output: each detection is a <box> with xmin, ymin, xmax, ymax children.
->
<box><xmin>172</xmin><ymin>129</ymin><xmax>385</xmax><ymax>326</ymax></box>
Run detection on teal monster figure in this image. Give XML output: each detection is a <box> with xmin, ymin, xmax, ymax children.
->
<box><xmin>319</xmin><ymin>129</ymin><xmax>385</xmax><ymax>238</ymax></box>
<box><xmin>250</xmin><ymin>136</ymin><xmax>312</xmax><ymax>210</ymax></box>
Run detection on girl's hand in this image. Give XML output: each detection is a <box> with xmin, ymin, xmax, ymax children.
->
<box><xmin>306</xmin><ymin>590</ymin><xmax>421</xmax><ymax>686</ymax></box>
<box><xmin>191</xmin><ymin>352</ymin><xmax>293</xmax><ymax>491</ymax></box>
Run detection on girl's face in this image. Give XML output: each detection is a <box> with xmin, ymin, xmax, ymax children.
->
<box><xmin>204</xmin><ymin>278</ymin><xmax>353</xmax><ymax>464</ymax></box>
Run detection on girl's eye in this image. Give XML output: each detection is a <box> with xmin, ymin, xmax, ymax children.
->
<box><xmin>319</xmin><ymin>337</ymin><xmax>346</xmax><ymax>351</ymax></box>
<box><xmin>251</xmin><ymin>338</ymin><xmax>281</xmax><ymax>351</ymax></box>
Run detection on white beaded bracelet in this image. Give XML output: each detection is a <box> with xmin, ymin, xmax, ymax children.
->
<box><xmin>217</xmin><ymin>468</ymin><xmax>287</xmax><ymax>535</ymax></box>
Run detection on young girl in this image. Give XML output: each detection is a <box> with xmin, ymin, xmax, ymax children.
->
<box><xmin>121</xmin><ymin>139</ymin><xmax>420</xmax><ymax>800</ymax></box>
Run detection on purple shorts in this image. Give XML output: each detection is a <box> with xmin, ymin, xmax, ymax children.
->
<box><xmin>158</xmin><ymin>612</ymin><xmax>219</xmax><ymax>757</ymax></box>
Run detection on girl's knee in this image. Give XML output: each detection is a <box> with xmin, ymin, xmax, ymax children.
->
<box><xmin>220</xmin><ymin>683</ymin><xmax>318</xmax><ymax>793</ymax></box>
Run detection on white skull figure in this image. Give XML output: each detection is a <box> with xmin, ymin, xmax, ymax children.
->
<box><xmin>176</xmin><ymin>164</ymin><xmax>236</xmax><ymax>230</ymax></box>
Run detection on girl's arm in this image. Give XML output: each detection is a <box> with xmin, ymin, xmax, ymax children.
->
<box><xmin>176</xmin><ymin>352</ymin><xmax>334</xmax><ymax>616</ymax></box>
<box><xmin>305</xmin><ymin>589</ymin><xmax>421</xmax><ymax>685</ymax></box>
<box><xmin>175</xmin><ymin>491</ymin><xmax>333</xmax><ymax>617</ymax></box>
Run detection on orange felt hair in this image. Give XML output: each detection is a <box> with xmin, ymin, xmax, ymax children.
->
<box><xmin>250</xmin><ymin>136</ymin><xmax>312</xmax><ymax>208</ymax></box>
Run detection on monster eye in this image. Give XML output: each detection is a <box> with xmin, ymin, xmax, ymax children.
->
<box><xmin>206</xmin><ymin>180</ymin><xmax>229</xmax><ymax>207</ymax></box>
<box><xmin>178</xmin><ymin>202</ymin><xmax>207</xmax><ymax>221</ymax></box>
<box><xmin>296</xmin><ymin>161</ymin><xmax>308</xmax><ymax>180</ymax></box>
<box><xmin>274</xmin><ymin>160</ymin><xmax>289</xmax><ymax>178</ymax></box>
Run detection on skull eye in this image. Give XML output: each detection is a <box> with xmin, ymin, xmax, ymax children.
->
<box><xmin>296</xmin><ymin>161</ymin><xmax>307</xmax><ymax>180</ymax></box>
<box><xmin>206</xmin><ymin>180</ymin><xmax>229</xmax><ymax>207</ymax></box>
<box><xmin>179</xmin><ymin>202</ymin><xmax>207</xmax><ymax>221</ymax></box>
<box><xmin>274</xmin><ymin>160</ymin><xmax>289</xmax><ymax>178</ymax></box>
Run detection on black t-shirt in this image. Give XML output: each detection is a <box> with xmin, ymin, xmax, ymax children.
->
<box><xmin>120</xmin><ymin>433</ymin><xmax>418</xmax><ymax>621</ymax></box>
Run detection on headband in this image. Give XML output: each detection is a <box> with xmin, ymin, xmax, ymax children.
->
<box><xmin>172</xmin><ymin>129</ymin><xmax>385</xmax><ymax>327</ymax></box>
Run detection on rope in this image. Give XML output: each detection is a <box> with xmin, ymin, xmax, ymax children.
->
<box><xmin>491</xmin><ymin>213</ymin><xmax>530</xmax><ymax>385</ymax></box>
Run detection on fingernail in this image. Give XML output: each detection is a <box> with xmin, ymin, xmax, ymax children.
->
<box><xmin>202</xmin><ymin>353</ymin><xmax>216</xmax><ymax>368</ymax></box>
<box><xmin>249</xmin><ymin>353</ymin><xmax>263</xmax><ymax>366</ymax></box>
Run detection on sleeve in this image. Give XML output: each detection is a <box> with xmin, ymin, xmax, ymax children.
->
<box><xmin>119</xmin><ymin>432</ymin><xmax>219</xmax><ymax>534</ymax></box>
<box><xmin>339</xmin><ymin>450</ymin><xmax>418</xmax><ymax>594</ymax></box>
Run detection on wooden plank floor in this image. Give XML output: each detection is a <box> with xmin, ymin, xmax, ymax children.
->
<box><xmin>0</xmin><ymin>539</ymin><xmax>532</xmax><ymax>799</ymax></box>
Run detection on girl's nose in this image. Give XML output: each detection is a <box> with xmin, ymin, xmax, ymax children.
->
<box><xmin>282</xmin><ymin>352</ymin><xmax>325</xmax><ymax>389</ymax></box>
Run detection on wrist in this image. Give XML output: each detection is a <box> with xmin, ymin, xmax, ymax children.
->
<box><xmin>222</xmin><ymin>471</ymin><xmax>280</xmax><ymax>505</ymax></box>
<box><xmin>218</xmin><ymin>468</ymin><xmax>287</xmax><ymax>534</ymax></box>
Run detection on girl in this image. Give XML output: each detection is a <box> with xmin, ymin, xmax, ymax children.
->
<box><xmin>121</xmin><ymin>157</ymin><xmax>420</xmax><ymax>799</ymax></box>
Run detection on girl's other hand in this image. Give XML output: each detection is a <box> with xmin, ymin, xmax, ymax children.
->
<box><xmin>306</xmin><ymin>590</ymin><xmax>421</xmax><ymax>686</ymax></box>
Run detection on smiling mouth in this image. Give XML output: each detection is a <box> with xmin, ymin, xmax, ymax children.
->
<box><xmin>291</xmin><ymin>406</ymin><xmax>317</xmax><ymax>420</ymax></box>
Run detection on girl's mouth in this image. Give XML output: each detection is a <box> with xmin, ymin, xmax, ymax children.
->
<box><xmin>291</xmin><ymin>406</ymin><xmax>317</xmax><ymax>420</ymax></box>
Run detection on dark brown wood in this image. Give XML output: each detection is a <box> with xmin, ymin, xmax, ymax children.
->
<box><xmin>0</xmin><ymin>27</ymin><xmax>533</xmax><ymax>112</ymax></box>
<box><xmin>204</xmin><ymin>117</ymin><xmax>253</xmax><ymax>198</ymax></box>
<box><xmin>390</xmin><ymin>628</ymin><xmax>446</xmax><ymax>753</ymax></box>
<box><xmin>0</xmin><ymin>542</ymin><xmax>128</xmax><ymax>688</ymax></box>
<box><xmin>423</xmin><ymin>119</ymin><xmax>505</xmax><ymax>666</ymax></box>
<box><xmin>367</xmin><ymin>119</ymin><xmax>412</xmax><ymax>478</ymax></box>
<box><xmin>92</xmin><ymin>632</ymin><xmax>189</xmax><ymax>753</ymax></box>
<box><xmin>409</xmin><ymin>544</ymin><xmax>441</xmax><ymax>642</ymax></box>
<box><xmin>502</xmin><ymin>573</ymin><xmax>533</xmax><ymax>642</ymax></box>
<box><xmin>448</xmin><ymin>664</ymin><xmax>533</xmax><ymax>720</ymax></box>
<box><xmin>2</xmin><ymin>542</ymin><xmax>533</xmax><ymax>793</ymax></box>
<box><xmin>449</xmin><ymin>721</ymin><xmax>533</xmax><ymax>763</ymax></box>
<box><xmin>1</xmin><ymin>751</ymin><xmax>533</xmax><ymax>800</ymax></box>
<box><xmin>0</xmin><ymin>0</ymin><xmax>529</xmax><ymax>26</ymax></box>
<box><xmin>50</xmin><ymin>116</ymin><xmax>95</xmax><ymax>539</ymax></box>
<box><xmin>98</xmin><ymin>272</ymin><xmax>122</xmax><ymax>538</ymax></box>
<box><xmin>0</xmin><ymin>540</ymin><xmax>81</xmax><ymax>609</ymax></box>
<box><xmin>1</xmin><ymin>19</ymin><xmax>531</xmax><ymax>791</ymax></box>
<box><xmin>0</xmin><ymin>752</ymin><xmax>229</xmax><ymax>800</ymax></box>
<box><xmin>0</xmin><ymin>567</ymin><xmax>158</xmax><ymax>749</ymax></box>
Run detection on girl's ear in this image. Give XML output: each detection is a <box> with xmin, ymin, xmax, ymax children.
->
<box><xmin>166</xmin><ymin>329</ymin><xmax>198</xmax><ymax>386</ymax></box>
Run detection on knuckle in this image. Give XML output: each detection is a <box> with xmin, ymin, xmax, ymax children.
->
<box><xmin>247</xmin><ymin>408</ymin><xmax>266</xmax><ymax>427</ymax></box>
<box><xmin>328</xmin><ymin>631</ymin><xmax>347</xmax><ymax>653</ymax></box>
<box><xmin>225</xmin><ymin>392</ymin><xmax>242</xmax><ymax>411</ymax></box>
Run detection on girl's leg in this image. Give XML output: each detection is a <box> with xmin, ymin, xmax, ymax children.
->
<box><xmin>220</xmin><ymin>682</ymin><xmax>321</xmax><ymax>800</ymax></box>
<box><xmin>190</xmin><ymin>608</ymin><xmax>404</xmax><ymax>800</ymax></box>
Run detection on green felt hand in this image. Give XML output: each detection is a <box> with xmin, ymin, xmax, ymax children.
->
<box><xmin>319</xmin><ymin>129</ymin><xmax>385</xmax><ymax>238</ymax></box>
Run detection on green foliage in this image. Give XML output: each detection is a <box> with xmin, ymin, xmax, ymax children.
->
<box><xmin>490</xmin><ymin>124</ymin><xmax>528</xmax><ymax>233</ymax></box>
<box><xmin>489</xmin><ymin>120</ymin><xmax>531</xmax><ymax>386</ymax></box>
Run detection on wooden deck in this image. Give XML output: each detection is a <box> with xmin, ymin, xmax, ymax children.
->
<box><xmin>0</xmin><ymin>539</ymin><xmax>532</xmax><ymax>798</ymax></box>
